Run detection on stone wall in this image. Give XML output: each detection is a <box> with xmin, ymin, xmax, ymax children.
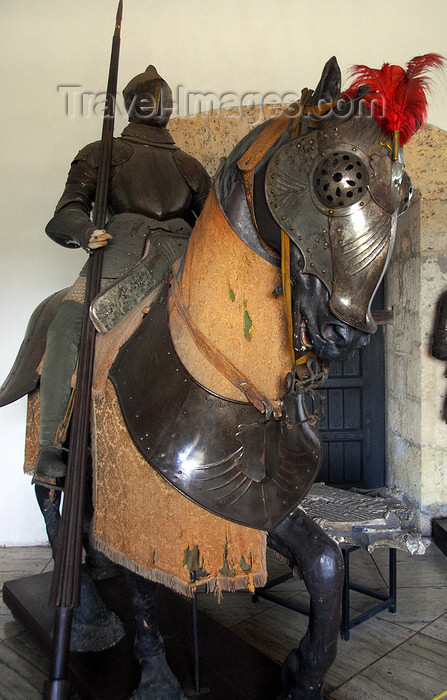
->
<box><xmin>386</xmin><ymin>126</ymin><xmax>447</xmax><ymax>532</ymax></box>
<box><xmin>169</xmin><ymin>107</ymin><xmax>273</xmax><ymax>177</ymax></box>
<box><xmin>170</xmin><ymin>112</ymin><xmax>447</xmax><ymax>533</ymax></box>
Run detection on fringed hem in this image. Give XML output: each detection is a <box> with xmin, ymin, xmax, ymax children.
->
<box><xmin>258</xmin><ymin>529</ymin><xmax>268</xmax><ymax>587</ymax></box>
<box><xmin>273</xmin><ymin>549</ymin><xmax>291</xmax><ymax>568</ymax></box>
<box><xmin>91</xmin><ymin>532</ymin><xmax>268</xmax><ymax>599</ymax></box>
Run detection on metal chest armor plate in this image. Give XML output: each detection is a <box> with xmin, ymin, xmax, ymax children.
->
<box><xmin>108</xmin><ymin>139</ymin><xmax>194</xmax><ymax>220</ymax></box>
<box><xmin>265</xmin><ymin>115</ymin><xmax>402</xmax><ymax>333</ymax></box>
<box><xmin>109</xmin><ymin>281</ymin><xmax>321</xmax><ymax>531</ymax></box>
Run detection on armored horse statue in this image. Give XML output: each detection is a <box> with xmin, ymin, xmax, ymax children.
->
<box><xmin>2</xmin><ymin>53</ymin><xmax>430</xmax><ymax>699</ymax></box>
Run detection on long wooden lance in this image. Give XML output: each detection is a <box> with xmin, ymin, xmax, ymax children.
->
<box><xmin>44</xmin><ymin>3</ymin><xmax>123</xmax><ymax>698</ymax></box>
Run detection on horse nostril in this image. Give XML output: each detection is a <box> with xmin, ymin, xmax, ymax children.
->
<box><xmin>323</xmin><ymin>323</ymin><xmax>352</xmax><ymax>344</ymax></box>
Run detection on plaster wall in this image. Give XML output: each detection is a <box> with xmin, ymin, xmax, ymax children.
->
<box><xmin>1</xmin><ymin>0</ymin><xmax>446</xmax><ymax>544</ymax></box>
<box><xmin>386</xmin><ymin>126</ymin><xmax>447</xmax><ymax>532</ymax></box>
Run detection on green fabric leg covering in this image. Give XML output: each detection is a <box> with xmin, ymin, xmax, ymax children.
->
<box><xmin>35</xmin><ymin>299</ymin><xmax>84</xmax><ymax>478</ymax></box>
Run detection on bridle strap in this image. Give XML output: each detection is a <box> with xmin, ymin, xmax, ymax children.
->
<box><xmin>234</xmin><ymin>93</ymin><xmax>327</xmax><ymax>380</ymax></box>
<box><xmin>236</xmin><ymin>88</ymin><xmax>338</xmax><ymax>221</ymax></box>
<box><xmin>237</xmin><ymin>111</ymin><xmax>290</xmax><ymax>226</ymax></box>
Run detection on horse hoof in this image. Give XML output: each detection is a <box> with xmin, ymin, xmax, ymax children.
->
<box><xmin>71</xmin><ymin>606</ymin><xmax>126</xmax><ymax>652</ymax></box>
<box><xmin>70</xmin><ymin>569</ymin><xmax>126</xmax><ymax>652</ymax></box>
<box><xmin>131</xmin><ymin>652</ymin><xmax>185</xmax><ymax>700</ymax></box>
<box><xmin>280</xmin><ymin>648</ymin><xmax>324</xmax><ymax>700</ymax></box>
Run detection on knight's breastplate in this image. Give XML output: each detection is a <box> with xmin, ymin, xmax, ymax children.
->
<box><xmin>109</xmin><ymin>281</ymin><xmax>322</xmax><ymax>531</ymax></box>
<box><xmin>108</xmin><ymin>143</ymin><xmax>193</xmax><ymax>221</ymax></box>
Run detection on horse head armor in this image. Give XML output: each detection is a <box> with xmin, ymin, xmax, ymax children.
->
<box><xmin>265</xmin><ymin>109</ymin><xmax>412</xmax><ymax>333</ymax></box>
<box><xmin>218</xmin><ymin>55</ymin><xmax>422</xmax><ymax>363</ymax></box>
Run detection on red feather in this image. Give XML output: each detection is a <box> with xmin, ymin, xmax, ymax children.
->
<box><xmin>344</xmin><ymin>53</ymin><xmax>444</xmax><ymax>144</ymax></box>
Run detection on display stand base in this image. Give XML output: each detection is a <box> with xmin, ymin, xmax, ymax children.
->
<box><xmin>3</xmin><ymin>571</ymin><xmax>281</xmax><ymax>699</ymax></box>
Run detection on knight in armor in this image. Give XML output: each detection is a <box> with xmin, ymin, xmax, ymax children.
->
<box><xmin>35</xmin><ymin>65</ymin><xmax>211</xmax><ymax>482</ymax></box>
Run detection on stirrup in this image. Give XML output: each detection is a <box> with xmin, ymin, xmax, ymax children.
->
<box><xmin>34</xmin><ymin>445</ymin><xmax>68</xmax><ymax>482</ymax></box>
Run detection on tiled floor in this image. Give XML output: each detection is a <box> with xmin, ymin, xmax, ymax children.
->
<box><xmin>1</xmin><ymin>542</ymin><xmax>447</xmax><ymax>699</ymax></box>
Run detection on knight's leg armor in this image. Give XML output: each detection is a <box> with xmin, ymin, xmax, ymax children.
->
<box><xmin>34</xmin><ymin>293</ymin><xmax>127</xmax><ymax>651</ymax></box>
<box><xmin>268</xmin><ymin>509</ymin><xmax>344</xmax><ymax>700</ymax></box>
<box><xmin>35</xmin><ymin>299</ymin><xmax>83</xmax><ymax>479</ymax></box>
<box><xmin>126</xmin><ymin>571</ymin><xmax>186</xmax><ymax>700</ymax></box>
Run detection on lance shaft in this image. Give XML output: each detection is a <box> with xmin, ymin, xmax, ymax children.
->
<box><xmin>44</xmin><ymin>3</ymin><xmax>122</xmax><ymax>698</ymax></box>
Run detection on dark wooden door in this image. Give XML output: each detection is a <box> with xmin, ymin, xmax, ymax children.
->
<box><xmin>315</xmin><ymin>289</ymin><xmax>386</xmax><ymax>489</ymax></box>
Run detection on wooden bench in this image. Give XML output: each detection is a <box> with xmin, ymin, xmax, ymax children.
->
<box><xmin>254</xmin><ymin>483</ymin><xmax>430</xmax><ymax>640</ymax></box>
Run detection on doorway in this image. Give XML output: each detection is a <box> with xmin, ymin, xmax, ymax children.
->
<box><xmin>316</xmin><ymin>286</ymin><xmax>386</xmax><ymax>489</ymax></box>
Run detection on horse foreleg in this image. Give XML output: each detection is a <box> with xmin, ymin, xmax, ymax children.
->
<box><xmin>34</xmin><ymin>483</ymin><xmax>125</xmax><ymax>652</ymax></box>
<box><xmin>268</xmin><ymin>509</ymin><xmax>344</xmax><ymax>700</ymax></box>
<box><xmin>126</xmin><ymin>571</ymin><xmax>186</xmax><ymax>700</ymax></box>
<box><xmin>35</xmin><ymin>484</ymin><xmax>61</xmax><ymax>557</ymax></box>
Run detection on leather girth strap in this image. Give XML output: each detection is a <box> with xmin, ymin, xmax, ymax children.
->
<box><xmin>170</xmin><ymin>271</ymin><xmax>281</xmax><ymax>418</ymax></box>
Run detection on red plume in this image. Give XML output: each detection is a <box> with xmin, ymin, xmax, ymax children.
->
<box><xmin>345</xmin><ymin>53</ymin><xmax>444</xmax><ymax>144</ymax></box>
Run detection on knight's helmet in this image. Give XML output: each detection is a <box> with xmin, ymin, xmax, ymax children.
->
<box><xmin>265</xmin><ymin>54</ymin><xmax>443</xmax><ymax>334</ymax></box>
<box><xmin>123</xmin><ymin>65</ymin><xmax>173</xmax><ymax>126</ymax></box>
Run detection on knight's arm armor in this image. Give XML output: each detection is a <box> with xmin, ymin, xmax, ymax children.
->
<box><xmin>172</xmin><ymin>150</ymin><xmax>211</xmax><ymax>218</ymax></box>
<box><xmin>45</xmin><ymin>141</ymin><xmax>105</xmax><ymax>250</ymax></box>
